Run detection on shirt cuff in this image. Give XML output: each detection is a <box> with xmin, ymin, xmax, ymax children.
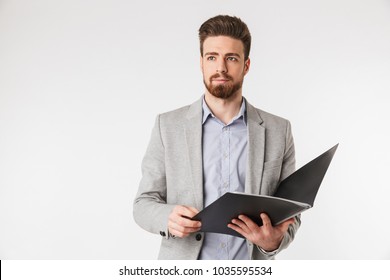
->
<box><xmin>256</xmin><ymin>245</ymin><xmax>278</xmax><ymax>257</ymax></box>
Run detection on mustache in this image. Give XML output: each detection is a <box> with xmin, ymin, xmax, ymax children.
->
<box><xmin>210</xmin><ymin>73</ymin><xmax>233</xmax><ymax>81</ymax></box>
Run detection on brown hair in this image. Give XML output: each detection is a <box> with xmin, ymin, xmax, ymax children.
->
<box><xmin>198</xmin><ymin>15</ymin><xmax>251</xmax><ymax>60</ymax></box>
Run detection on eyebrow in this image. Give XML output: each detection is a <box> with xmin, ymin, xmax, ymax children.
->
<box><xmin>204</xmin><ymin>52</ymin><xmax>241</xmax><ymax>58</ymax></box>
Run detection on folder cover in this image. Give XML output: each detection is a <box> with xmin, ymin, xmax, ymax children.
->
<box><xmin>192</xmin><ymin>144</ymin><xmax>338</xmax><ymax>238</ymax></box>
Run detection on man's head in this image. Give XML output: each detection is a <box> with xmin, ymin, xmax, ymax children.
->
<box><xmin>199</xmin><ymin>15</ymin><xmax>251</xmax><ymax>61</ymax></box>
<box><xmin>199</xmin><ymin>15</ymin><xmax>251</xmax><ymax>100</ymax></box>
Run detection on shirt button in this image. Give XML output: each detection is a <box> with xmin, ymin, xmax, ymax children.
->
<box><xmin>221</xmin><ymin>243</ymin><xmax>226</xmax><ymax>248</ymax></box>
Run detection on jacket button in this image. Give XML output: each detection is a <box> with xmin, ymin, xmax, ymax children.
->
<box><xmin>160</xmin><ymin>231</ymin><xmax>166</xmax><ymax>237</ymax></box>
<box><xmin>195</xmin><ymin>233</ymin><xmax>202</xmax><ymax>241</ymax></box>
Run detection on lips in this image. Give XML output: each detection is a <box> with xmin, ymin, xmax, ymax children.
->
<box><xmin>212</xmin><ymin>79</ymin><xmax>230</xmax><ymax>83</ymax></box>
<box><xmin>211</xmin><ymin>76</ymin><xmax>231</xmax><ymax>82</ymax></box>
<box><xmin>209</xmin><ymin>73</ymin><xmax>232</xmax><ymax>85</ymax></box>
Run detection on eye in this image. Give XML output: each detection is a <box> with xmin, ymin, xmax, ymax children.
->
<box><xmin>207</xmin><ymin>56</ymin><xmax>216</xmax><ymax>61</ymax></box>
<box><xmin>227</xmin><ymin>57</ymin><xmax>238</xmax><ymax>62</ymax></box>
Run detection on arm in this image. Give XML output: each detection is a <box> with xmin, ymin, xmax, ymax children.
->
<box><xmin>133</xmin><ymin>115</ymin><xmax>201</xmax><ymax>237</ymax></box>
<box><xmin>133</xmin><ymin>115</ymin><xmax>174</xmax><ymax>236</ymax></box>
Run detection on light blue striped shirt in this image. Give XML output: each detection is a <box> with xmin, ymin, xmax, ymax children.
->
<box><xmin>198</xmin><ymin>97</ymin><xmax>249</xmax><ymax>260</ymax></box>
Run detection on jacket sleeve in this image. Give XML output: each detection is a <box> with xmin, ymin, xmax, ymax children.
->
<box><xmin>273</xmin><ymin>120</ymin><xmax>300</xmax><ymax>254</ymax></box>
<box><xmin>254</xmin><ymin>120</ymin><xmax>301</xmax><ymax>259</ymax></box>
<box><xmin>133</xmin><ymin>115</ymin><xmax>175</xmax><ymax>238</ymax></box>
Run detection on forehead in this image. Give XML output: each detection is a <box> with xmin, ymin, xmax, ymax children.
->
<box><xmin>203</xmin><ymin>36</ymin><xmax>244</xmax><ymax>55</ymax></box>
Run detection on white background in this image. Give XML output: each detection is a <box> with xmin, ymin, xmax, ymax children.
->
<box><xmin>1</xmin><ymin>0</ymin><xmax>389</xmax><ymax>259</ymax></box>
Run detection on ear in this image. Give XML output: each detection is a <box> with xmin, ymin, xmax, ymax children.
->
<box><xmin>244</xmin><ymin>58</ymin><xmax>251</xmax><ymax>75</ymax></box>
<box><xmin>200</xmin><ymin>55</ymin><xmax>203</xmax><ymax>71</ymax></box>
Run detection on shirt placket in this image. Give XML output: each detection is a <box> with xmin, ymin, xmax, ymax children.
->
<box><xmin>218</xmin><ymin>124</ymin><xmax>230</xmax><ymax>257</ymax></box>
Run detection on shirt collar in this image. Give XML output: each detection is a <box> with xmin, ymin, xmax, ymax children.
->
<box><xmin>202</xmin><ymin>96</ymin><xmax>247</xmax><ymax>125</ymax></box>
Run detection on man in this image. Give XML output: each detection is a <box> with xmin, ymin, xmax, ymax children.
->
<box><xmin>133</xmin><ymin>15</ymin><xmax>300</xmax><ymax>260</ymax></box>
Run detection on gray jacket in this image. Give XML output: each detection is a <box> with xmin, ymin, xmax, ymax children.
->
<box><xmin>133</xmin><ymin>97</ymin><xmax>300</xmax><ymax>259</ymax></box>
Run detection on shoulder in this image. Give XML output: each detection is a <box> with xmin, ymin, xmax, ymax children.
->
<box><xmin>158</xmin><ymin>98</ymin><xmax>202</xmax><ymax>127</ymax></box>
<box><xmin>246</xmin><ymin>99</ymin><xmax>291</xmax><ymax>129</ymax></box>
<box><xmin>259</xmin><ymin>108</ymin><xmax>290</xmax><ymax>127</ymax></box>
<box><xmin>159</xmin><ymin>104</ymin><xmax>191</xmax><ymax>122</ymax></box>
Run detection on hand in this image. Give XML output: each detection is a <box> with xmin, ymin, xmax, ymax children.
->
<box><xmin>168</xmin><ymin>205</ymin><xmax>201</xmax><ymax>238</ymax></box>
<box><xmin>228</xmin><ymin>213</ymin><xmax>295</xmax><ymax>252</ymax></box>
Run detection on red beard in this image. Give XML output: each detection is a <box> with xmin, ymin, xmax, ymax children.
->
<box><xmin>204</xmin><ymin>73</ymin><xmax>243</xmax><ymax>100</ymax></box>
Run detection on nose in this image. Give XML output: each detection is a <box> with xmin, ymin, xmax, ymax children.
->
<box><xmin>216</xmin><ymin>60</ymin><xmax>227</xmax><ymax>73</ymax></box>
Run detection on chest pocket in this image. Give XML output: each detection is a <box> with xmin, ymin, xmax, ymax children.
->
<box><xmin>261</xmin><ymin>157</ymin><xmax>283</xmax><ymax>195</ymax></box>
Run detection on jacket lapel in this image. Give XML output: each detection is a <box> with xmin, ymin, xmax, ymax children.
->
<box><xmin>184</xmin><ymin>98</ymin><xmax>204</xmax><ymax>210</ymax></box>
<box><xmin>245</xmin><ymin>100</ymin><xmax>266</xmax><ymax>195</ymax></box>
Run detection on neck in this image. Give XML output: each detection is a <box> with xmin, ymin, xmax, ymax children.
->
<box><xmin>204</xmin><ymin>91</ymin><xmax>243</xmax><ymax>125</ymax></box>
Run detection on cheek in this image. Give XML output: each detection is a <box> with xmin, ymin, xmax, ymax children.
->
<box><xmin>203</xmin><ymin>61</ymin><xmax>217</xmax><ymax>72</ymax></box>
<box><xmin>202</xmin><ymin>68</ymin><xmax>214</xmax><ymax>80</ymax></box>
<box><xmin>230</xmin><ymin>69</ymin><xmax>244</xmax><ymax>80</ymax></box>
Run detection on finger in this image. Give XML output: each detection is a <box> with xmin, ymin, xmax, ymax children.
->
<box><xmin>168</xmin><ymin>227</ymin><xmax>184</xmax><ymax>238</ymax></box>
<box><xmin>227</xmin><ymin>223</ymin><xmax>248</xmax><ymax>238</ymax></box>
<box><xmin>173</xmin><ymin>206</ymin><xmax>201</xmax><ymax>226</ymax></box>
<box><xmin>277</xmin><ymin>217</ymin><xmax>295</xmax><ymax>232</ymax></box>
<box><xmin>168</xmin><ymin>219</ymin><xmax>201</xmax><ymax>234</ymax></box>
<box><xmin>170</xmin><ymin>215</ymin><xmax>201</xmax><ymax>228</ymax></box>
<box><xmin>174</xmin><ymin>205</ymin><xmax>199</xmax><ymax>218</ymax></box>
<box><xmin>284</xmin><ymin>217</ymin><xmax>295</xmax><ymax>225</ymax></box>
<box><xmin>230</xmin><ymin>218</ymin><xmax>249</xmax><ymax>232</ymax></box>
<box><xmin>169</xmin><ymin>218</ymin><xmax>201</xmax><ymax>231</ymax></box>
<box><xmin>260</xmin><ymin>213</ymin><xmax>272</xmax><ymax>228</ymax></box>
<box><xmin>187</xmin><ymin>206</ymin><xmax>200</xmax><ymax>215</ymax></box>
<box><xmin>168</xmin><ymin>227</ymin><xmax>192</xmax><ymax>238</ymax></box>
<box><xmin>237</xmin><ymin>215</ymin><xmax>260</xmax><ymax>232</ymax></box>
<box><xmin>171</xmin><ymin>206</ymin><xmax>201</xmax><ymax>228</ymax></box>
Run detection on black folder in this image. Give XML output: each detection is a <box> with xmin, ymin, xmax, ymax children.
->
<box><xmin>192</xmin><ymin>144</ymin><xmax>338</xmax><ymax>238</ymax></box>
